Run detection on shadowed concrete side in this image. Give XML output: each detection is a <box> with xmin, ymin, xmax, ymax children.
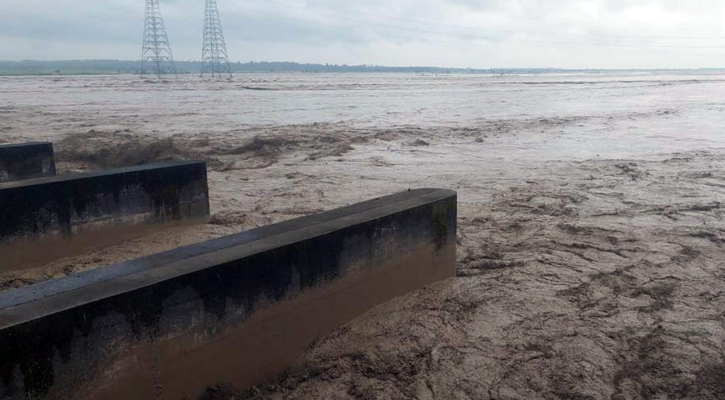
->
<box><xmin>0</xmin><ymin>161</ymin><xmax>210</xmax><ymax>272</ymax></box>
<box><xmin>0</xmin><ymin>142</ymin><xmax>56</xmax><ymax>183</ymax></box>
<box><xmin>0</xmin><ymin>188</ymin><xmax>457</xmax><ymax>400</ymax></box>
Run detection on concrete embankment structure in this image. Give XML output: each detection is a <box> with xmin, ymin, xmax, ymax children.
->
<box><xmin>0</xmin><ymin>142</ymin><xmax>56</xmax><ymax>183</ymax></box>
<box><xmin>0</xmin><ymin>188</ymin><xmax>457</xmax><ymax>400</ymax></box>
<box><xmin>0</xmin><ymin>161</ymin><xmax>210</xmax><ymax>272</ymax></box>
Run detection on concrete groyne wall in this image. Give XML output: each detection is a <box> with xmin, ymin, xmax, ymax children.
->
<box><xmin>0</xmin><ymin>188</ymin><xmax>457</xmax><ymax>400</ymax></box>
<box><xmin>0</xmin><ymin>142</ymin><xmax>56</xmax><ymax>183</ymax></box>
<box><xmin>0</xmin><ymin>161</ymin><xmax>210</xmax><ymax>272</ymax></box>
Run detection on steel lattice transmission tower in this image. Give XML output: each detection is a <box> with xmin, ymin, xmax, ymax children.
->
<box><xmin>141</xmin><ymin>0</ymin><xmax>177</xmax><ymax>77</ymax></box>
<box><xmin>201</xmin><ymin>0</ymin><xmax>233</xmax><ymax>78</ymax></box>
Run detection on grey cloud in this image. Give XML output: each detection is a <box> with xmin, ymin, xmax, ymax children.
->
<box><xmin>0</xmin><ymin>0</ymin><xmax>723</xmax><ymax>68</ymax></box>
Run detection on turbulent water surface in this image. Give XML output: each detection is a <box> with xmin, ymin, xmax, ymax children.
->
<box><xmin>2</xmin><ymin>73</ymin><xmax>725</xmax><ymax>399</ymax></box>
<box><xmin>2</xmin><ymin>72</ymin><xmax>725</xmax><ymax>160</ymax></box>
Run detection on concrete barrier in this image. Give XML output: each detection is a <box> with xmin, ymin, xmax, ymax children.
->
<box><xmin>0</xmin><ymin>142</ymin><xmax>56</xmax><ymax>183</ymax></box>
<box><xmin>0</xmin><ymin>188</ymin><xmax>456</xmax><ymax>400</ymax></box>
<box><xmin>0</xmin><ymin>161</ymin><xmax>210</xmax><ymax>272</ymax></box>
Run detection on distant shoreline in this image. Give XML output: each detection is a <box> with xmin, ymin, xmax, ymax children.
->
<box><xmin>1</xmin><ymin>60</ymin><xmax>724</xmax><ymax>77</ymax></box>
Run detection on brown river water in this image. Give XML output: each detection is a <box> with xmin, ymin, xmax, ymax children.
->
<box><xmin>1</xmin><ymin>73</ymin><xmax>725</xmax><ymax>399</ymax></box>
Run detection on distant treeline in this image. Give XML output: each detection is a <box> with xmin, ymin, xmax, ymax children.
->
<box><xmin>0</xmin><ymin>60</ymin><xmax>723</xmax><ymax>76</ymax></box>
<box><xmin>0</xmin><ymin>60</ymin><xmax>491</xmax><ymax>76</ymax></box>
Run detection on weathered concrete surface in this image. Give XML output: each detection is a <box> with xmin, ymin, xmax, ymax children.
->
<box><xmin>0</xmin><ymin>142</ymin><xmax>56</xmax><ymax>183</ymax></box>
<box><xmin>0</xmin><ymin>188</ymin><xmax>457</xmax><ymax>400</ymax></box>
<box><xmin>0</xmin><ymin>161</ymin><xmax>209</xmax><ymax>272</ymax></box>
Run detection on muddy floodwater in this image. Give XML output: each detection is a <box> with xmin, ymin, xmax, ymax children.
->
<box><xmin>1</xmin><ymin>73</ymin><xmax>725</xmax><ymax>399</ymax></box>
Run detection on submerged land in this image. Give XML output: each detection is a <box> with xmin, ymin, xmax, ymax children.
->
<box><xmin>1</xmin><ymin>73</ymin><xmax>724</xmax><ymax>399</ymax></box>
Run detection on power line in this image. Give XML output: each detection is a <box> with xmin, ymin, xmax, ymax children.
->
<box><xmin>141</xmin><ymin>0</ymin><xmax>177</xmax><ymax>77</ymax></box>
<box><xmin>201</xmin><ymin>0</ymin><xmax>233</xmax><ymax>78</ymax></box>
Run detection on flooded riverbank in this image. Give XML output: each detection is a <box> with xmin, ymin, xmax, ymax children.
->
<box><xmin>1</xmin><ymin>73</ymin><xmax>724</xmax><ymax>399</ymax></box>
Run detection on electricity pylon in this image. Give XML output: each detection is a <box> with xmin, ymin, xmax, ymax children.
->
<box><xmin>201</xmin><ymin>0</ymin><xmax>233</xmax><ymax>78</ymax></box>
<box><xmin>141</xmin><ymin>0</ymin><xmax>177</xmax><ymax>77</ymax></box>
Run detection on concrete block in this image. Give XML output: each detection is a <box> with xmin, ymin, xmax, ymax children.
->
<box><xmin>0</xmin><ymin>142</ymin><xmax>56</xmax><ymax>183</ymax></box>
<box><xmin>0</xmin><ymin>161</ymin><xmax>210</xmax><ymax>272</ymax></box>
<box><xmin>0</xmin><ymin>188</ymin><xmax>457</xmax><ymax>400</ymax></box>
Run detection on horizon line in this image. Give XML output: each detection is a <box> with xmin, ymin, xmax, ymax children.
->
<box><xmin>1</xmin><ymin>60</ymin><xmax>725</xmax><ymax>72</ymax></box>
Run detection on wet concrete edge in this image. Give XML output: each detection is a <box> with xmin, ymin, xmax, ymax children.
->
<box><xmin>0</xmin><ymin>188</ymin><xmax>457</xmax><ymax>400</ymax></box>
<box><xmin>0</xmin><ymin>142</ymin><xmax>56</xmax><ymax>183</ymax></box>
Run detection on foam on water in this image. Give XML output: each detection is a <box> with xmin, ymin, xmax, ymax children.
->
<box><xmin>1</xmin><ymin>72</ymin><xmax>724</xmax><ymax>160</ymax></box>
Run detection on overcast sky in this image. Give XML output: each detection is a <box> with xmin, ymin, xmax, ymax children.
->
<box><xmin>1</xmin><ymin>0</ymin><xmax>724</xmax><ymax>68</ymax></box>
